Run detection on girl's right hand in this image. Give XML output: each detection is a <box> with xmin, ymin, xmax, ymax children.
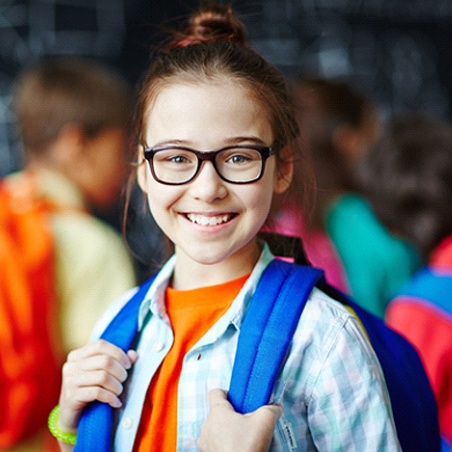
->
<box><xmin>197</xmin><ymin>389</ymin><xmax>283</xmax><ymax>452</ymax></box>
<box><xmin>57</xmin><ymin>339</ymin><xmax>138</xmax><ymax>432</ymax></box>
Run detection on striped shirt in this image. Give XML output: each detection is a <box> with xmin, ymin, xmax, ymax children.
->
<box><xmin>92</xmin><ymin>244</ymin><xmax>401</xmax><ymax>451</ymax></box>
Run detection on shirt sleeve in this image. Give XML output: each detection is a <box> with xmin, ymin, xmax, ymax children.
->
<box><xmin>307</xmin><ymin>313</ymin><xmax>401</xmax><ymax>451</ymax></box>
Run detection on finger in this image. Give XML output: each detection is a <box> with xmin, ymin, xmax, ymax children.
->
<box><xmin>61</xmin><ymin>364</ymin><xmax>126</xmax><ymax>407</ymax></box>
<box><xmin>127</xmin><ymin>349</ymin><xmax>139</xmax><ymax>364</ymax></box>
<box><xmin>62</xmin><ymin>354</ymin><xmax>131</xmax><ymax>402</ymax></box>
<box><xmin>207</xmin><ymin>388</ymin><xmax>229</xmax><ymax>409</ymax></box>
<box><xmin>78</xmin><ymin>354</ymin><xmax>131</xmax><ymax>382</ymax></box>
<box><xmin>63</xmin><ymin>355</ymin><xmax>129</xmax><ymax>387</ymax></box>
<box><xmin>58</xmin><ymin>371</ymin><xmax>124</xmax><ymax>428</ymax></box>
<box><xmin>257</xmin><ymin>404</ymin><xmax>283</xmax><ymax>422</ymax></box>
<box><xmin>67</xmin><ymin>340</ymin><xmax>134</xmax><ymax>369</ymax></box>
<box><xmin>68</xmin><ymin>385</ymin><xmax>123</xmax><ymax>409</ymax></box>
<box><xmin>248</xmin><ymin>403</ymin><xmax>283</xmax><ymax>435</ymax></box>
<box><xmin>77</xmin><ymin>369</ymin><xmax>125</xmax><ymax>395</ymax></box>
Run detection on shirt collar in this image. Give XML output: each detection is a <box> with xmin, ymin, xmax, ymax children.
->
<box><xmin>137</xmin><ymin>243</ymin><xmax>275</xmax><ymax>332</ymax></box>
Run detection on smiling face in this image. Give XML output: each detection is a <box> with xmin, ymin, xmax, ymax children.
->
<box><xmin>138</xmin><ymin>79</ymin><xmax>292</xmax><ymax>288</ymax></box>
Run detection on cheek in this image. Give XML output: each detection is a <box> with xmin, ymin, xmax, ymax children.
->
<box><xmin>145</xmin><ymin>180</ymin><xmax>180</xmax><ymax>225</ymax></box>
<box><xmin>242</xmin><ymin>183</ymin><xmax>275</xmax><ymax>225</ymax></box>
<box><xmin>145</xmin><ymin>192</ymin><xmax>170</xmax><ymax>234</ymax></box>
<box><xmin>249</xmin><ymin>166</ymin><xmax>282</xmax><ymax>225</ymax></box>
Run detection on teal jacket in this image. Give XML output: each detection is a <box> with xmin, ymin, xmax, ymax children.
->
<box><xmin>326</xmin><ymin>194</ymin><xmax>421</xmax><ymax>318</ymax></box>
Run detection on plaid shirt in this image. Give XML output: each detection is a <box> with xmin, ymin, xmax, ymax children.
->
<box><xmin>92</xmin><ymin>244</ymin><xmax>401</xmax><ymax>451</ymax></box>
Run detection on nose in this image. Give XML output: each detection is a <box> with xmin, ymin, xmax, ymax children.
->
<box><xmin>188</xmin><ymin>160</ymin><xmax>228</xmax><ymax>201</ymax></box>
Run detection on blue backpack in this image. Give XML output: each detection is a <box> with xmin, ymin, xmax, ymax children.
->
<box><xmin>74</xmin><ymin>238</ymin><xmax>440</xmax><ymax>451</ymax></box>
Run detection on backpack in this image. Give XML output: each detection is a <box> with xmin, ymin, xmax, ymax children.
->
<box><xmin>74</xmin><ymin>236</ymin><xmax>440</xmax><ymax>452</ymax></box>
<box><xmin>394</xmin><ymin>266</ymin><xmax>452</xmax><ymax>316</ymax></box>
<box><xmin>229</xmin><ymin>259</ymin><xmax>440</xmax><ymax>452</ymax></box>
<box><xmin>0</xmin><ymin>173</ymin><xmax>62</xmax><ymax>447</ymax></box>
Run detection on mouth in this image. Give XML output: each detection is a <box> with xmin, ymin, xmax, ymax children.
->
<box><xmin>185</xmin><ymin>213</ymin><xmax>235</xmax><ymax>226</ymax></box>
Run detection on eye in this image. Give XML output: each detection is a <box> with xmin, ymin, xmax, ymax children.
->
<box><xmin>222</xmin><ymin>148</ymin><xmax>261</xmax><ymax>165</ymax></box>
<box><xmin>227</xmin><ymin>154</ymin><xmax>252</xmax><ymax>164</ymax></box>
<box><xmin>154</xmin><ymin>148</ymin><xmax>196</xmax><ymax>165</ymax></box>
<box><xmin>169</xmin><ymin>155</ymin><xmax>191</xmax><ymax>164</ymax></box>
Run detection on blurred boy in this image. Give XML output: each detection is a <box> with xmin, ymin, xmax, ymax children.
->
<box><xmin>1</xmin><ymin>57</ymin><xmax>136</xmax><ymax>450</ymax></box>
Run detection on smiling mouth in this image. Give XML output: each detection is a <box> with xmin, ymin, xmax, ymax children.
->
<box><xmin>186</xmin><ymin>213</ymin><xmax>235</xmax><ymax>226</ymax></box>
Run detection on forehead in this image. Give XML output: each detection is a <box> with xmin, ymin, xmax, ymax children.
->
<box><xmin>144</xmin><ymin>79</ymin><xmax>273</xmax><ymax>146</ymax></box>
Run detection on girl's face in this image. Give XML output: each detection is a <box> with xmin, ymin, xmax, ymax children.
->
<box><xmin>139</xmin><ymin>80</ymin><xmax>292</xmax><ymax>284</ymax></box>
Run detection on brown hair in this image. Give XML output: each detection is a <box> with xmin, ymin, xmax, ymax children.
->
<box><xmin>133</xmin><ymin>4</ymin><xmax>299</xmax><ymax>159</ymax></box>
<box><xmin>168</xmin><ymin>4</ymin><xmax>247</xmax><ymax>48</ymax></box>
<box><xmin>13</xmin><ymin>57</ymin><xmax>132</xmax><ymax>156</ymax></box>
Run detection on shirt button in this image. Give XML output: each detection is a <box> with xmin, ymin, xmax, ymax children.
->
<box><xmin>123</xmin><ymin>417</ymin><xmax>133</xmax><ymax>429</ymax></box>
<box><xmin>153</xmin><ymin>341</ymin><xmax>165</xmax><ymax>352</ymax></box>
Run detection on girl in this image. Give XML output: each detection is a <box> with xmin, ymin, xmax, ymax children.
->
<box><xmin>52</xmin><ymin>5</ymin><xmax>400</xmax><ymax>451</ymax></box>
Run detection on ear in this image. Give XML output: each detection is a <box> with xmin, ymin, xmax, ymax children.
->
<box><xmin>273</xmin><ymin>146</ymin><xmax>293</xmax><ymax>195</ymax></box>
<box><xmin>47</xmin><ymin>124</ymin><xmax>86</xmax><ymax>166</ymax></box>
<box><xmin>136</xmin><ymin>146</ymin><xmax>149</xmax><ymax>193</ymax></box>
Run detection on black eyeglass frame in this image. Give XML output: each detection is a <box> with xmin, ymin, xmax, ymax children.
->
<box><xmin>143</xmin><ymin>144</ymin><xmax>278</xmax><ymax>185</ymax></box>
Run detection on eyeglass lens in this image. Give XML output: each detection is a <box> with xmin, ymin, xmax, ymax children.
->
<box><xmin>151</xmin><ymin>147</ymin><xmax>264</xmax><ymax>183</ymax></box>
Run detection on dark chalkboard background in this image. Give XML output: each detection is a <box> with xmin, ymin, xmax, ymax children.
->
<box><xmin>0</xmin><ymin>1</ymin><xmax>450</xmax><ymax>281</ymax></box>
<box><xmin>0</xmin><ymin>0</ymin><xmax>450</xmax><ymax>177</ymax></box>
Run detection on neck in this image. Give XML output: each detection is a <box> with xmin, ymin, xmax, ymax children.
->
<box><xmin>171</xmin><ymin>241</ymin><xmax>261</xmax><ymax>290</ymax></box>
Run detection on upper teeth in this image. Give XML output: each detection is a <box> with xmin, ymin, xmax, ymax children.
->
<box><xmin>187</xmin><ymin>214</ymin><xmax>230</xmax><ymax>226</ymax></box>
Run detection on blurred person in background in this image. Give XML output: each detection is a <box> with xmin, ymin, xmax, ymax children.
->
<box><xmin>290</xmin><ymin>77</ymin><xmax>421</xmax><ymax>317</ymax></box>
<box><xmin>359</xmin><ymin>112</ymin><xmax>452</xmax><ymax>450</ymax></box>
<box><xmin>0</xmin><ymin>57</ymin><xmax>136</xmax><ymax>451</ymax></box>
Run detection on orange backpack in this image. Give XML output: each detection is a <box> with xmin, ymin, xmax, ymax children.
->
<box><xmin>0</xmin><ymin>172</ymin><xmax>62</xmax><ymax>448</ymax></box>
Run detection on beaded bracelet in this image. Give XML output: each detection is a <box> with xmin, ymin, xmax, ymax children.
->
<box><xmin>48</xmin><ymin>405</ymin><xmax>77</xmax><ymax>445</ymax></box>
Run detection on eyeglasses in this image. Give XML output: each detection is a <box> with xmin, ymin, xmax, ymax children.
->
<box><xmin>143</xmin><ymin>144</ymin><xmax>277</xmax><ymax>185</ymax></box>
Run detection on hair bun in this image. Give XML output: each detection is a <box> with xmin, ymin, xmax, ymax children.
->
<box><xmin>176</xmin><ymin>5</ymin><xmax>246</xmax><ymax>47</ymax></box>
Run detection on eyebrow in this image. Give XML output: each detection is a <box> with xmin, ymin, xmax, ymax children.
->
<box><xmin>149</xmin><ymin>136</ymin><xmax>268</xmax><ymax>148</ymax></box>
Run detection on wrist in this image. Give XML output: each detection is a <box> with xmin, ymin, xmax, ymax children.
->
<box><xmin>48</xmin><ymin>405</ymin><xmax>77</xmax><ymax>445</ymax></box>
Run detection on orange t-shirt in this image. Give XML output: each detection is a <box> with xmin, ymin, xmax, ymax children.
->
<box><xmin>133</xmin><ymin>274</ymin><xmax>249</xmax><ymax>452</ymax></box>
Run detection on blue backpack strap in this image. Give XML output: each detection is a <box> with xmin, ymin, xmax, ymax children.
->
<box><xmin>396</xmin><ymin>267</ymin><xmax>452</xmax><ymax>316</ymax></box>
<box><xmin>74</xmin><ymin>275</ymin><xmax>157</xmax><ymax>452</ymax></box>
<box><xmin>228</xmin><ymin>259</ymin><xmax>323</xmax><ymax>414</ymax></box>
<box><xmin>317</xmin><ymin>281</ymin><xmax>441</xmax><ymax>452</ymax></box>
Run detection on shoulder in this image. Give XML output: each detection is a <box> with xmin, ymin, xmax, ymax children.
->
<box><xmin>327</xmin><ymin>194</ymin><xmax>419</xmax><ymax>262</ymax></box>
<box><xmin>326</xmin><ymin>194</ymin><xmax>379</xmax><ymax>249</ymax></box>
<box><xmin>326</xmin><ymin>194</ymin><xmax>379</xmax><ymax>234</ymax></box>
<box><xmin>52</xmin><ymin>214</ymin><xmax>136</xmax><ymax>305</ymax></box>
<box><xmin>293</xmin><ymin>286</ymin><xmax>374</xmax><ymax>360</ymax></box>
<box><xmin>299</xmin><ymin>287</ymin><xmax>364</xmax><ymax>341</ymax></box>
<box><xmin>286</xmin><ymin>286</ymin><xmax>381</xmax><ymax>389</ymax></box>
<box><xmin>52</xmin><ymin>212</ymin><xmax>131</xmax><ymax>259</ymax></box>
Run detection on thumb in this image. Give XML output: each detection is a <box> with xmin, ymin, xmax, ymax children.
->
<box><xmin>257</xmin><ymin>403</ymin><xmax>283</xmax><ymax>422</ymax></box>
<box><xmin>207</xmin><ymin>388</ymin><xmax>230</xmax><ymax>409</ymax></box>
<box><xmin>248</xmin><ymin>403</ymin><xmax>283</xmax><ymax>428</ymax></box>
